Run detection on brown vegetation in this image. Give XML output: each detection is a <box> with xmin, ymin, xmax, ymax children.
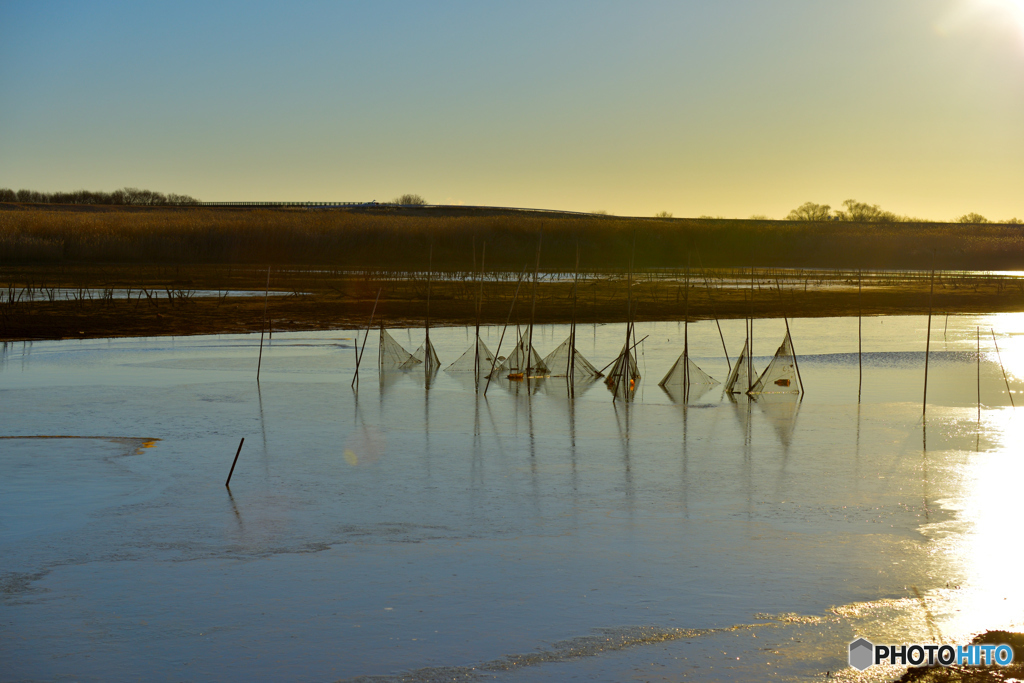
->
<box><xmin>3</xmin><ymin>264</ymin><xmax>1023</xmax><ymax>341</ymax></box>
<box><xmin>2</xmin><ymin>203</ymin><xmax>1024</xmax><ymax>271</ymax></box>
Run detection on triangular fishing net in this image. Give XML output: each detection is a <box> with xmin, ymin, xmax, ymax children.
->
<box><xmin>605</xmin><ymin>343</ymin><xmax>640</xmax><ymax>398</ymax></box>
<box><xmin>492</xmin><ymin>336</ymin><xmax>549</xmax><ymax>377</ymax></box>
<box><xmin>542</xmin><ymin>336</ymin><xmax>601</xmax><ymax>380</ymax></box>
<box><xmin>379</xmin><ymin>328</ymin><xmax>416</xmax><ymax>370</ymax></box>
<box><xmin>724</xmin><ymin>340</ymin><xmax>756</xmax><ymax>394</ymax></box>
<box><xmin>405</xmin><ymin>337</ymin><xmax>441</xmax><ymax>371</ymax></box>
<box><xmin>659</xmin><ymin>351</ymin><xmax>718</xmax><ymax>388</ymax></box>
<box><xmin>446</xmin><ymin>338</ymin><xmax>495</xmax><ymax>374</ymax></box>
<box><xmin>749</xmin><ymin>331</ymin><xmax>799</xmax><ymax>394</ymax></box>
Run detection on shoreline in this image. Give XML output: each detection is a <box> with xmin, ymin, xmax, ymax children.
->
<box><xmin>3</xmin><ymin>267</ymin><xmax>1024</xmax><ymax>341</ymax></box>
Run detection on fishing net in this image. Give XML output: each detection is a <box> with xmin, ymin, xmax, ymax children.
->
<box><xmin>659</xmin><ymin>352</ymin><xmax>718</xmax><ymax>389</ymax></box>
<box><xmin>379</xmin><ymin>328</ymin><xmax>416</xmax><ymax>370</ymax></box>
<box><xmin>749</xmin><ymin>331</ymin><xmax>799</xmax><ymax>394</ymax></box>
<box><xmin>724</xmin><ymin>340</ymin><xmax>756</xmax><ymax>394</ymax></box>
<box><xmin>446</xmin><ymin>338</ymin><xmax>495</xmax><ymax>374</ymax></box>
<box><xmin>492</xmin><ymin>336</ymin><xmax>549</xmax><ymax>377</ymax></box>
<box><xmin>605</xmin><ymin>343</ymin><xmax>640</xmax><ymax>399</ymax></box>
<box><xmin>406</xmin><ymin>338</ymin><xmax>441</xmax><ymax>371</ymax></box>
<box><xmin>542</xmin><ymin>336</ymin><xmax>602</xmax><ymax>380</ymax></box>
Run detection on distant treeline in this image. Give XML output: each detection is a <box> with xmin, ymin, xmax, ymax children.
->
<box><xmin>0</xmin><ymin>187</ymin><xmax>199</xmax><ymax>206</ymax></box>
<box><xmin>786</xmin><ymin>199</ymin><xmax>1021</xmax><ymax>225</ymax></box>
<box><xmin>2</xmin><ymin>204</ymin><xmax>1024</xmax><ymax>271</ymax></box>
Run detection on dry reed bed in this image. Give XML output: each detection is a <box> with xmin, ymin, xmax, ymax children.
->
<box><xmin>3</xmin><ymin>204</ymin><xmax>1024</xmax><ymax>270</ymax></box>
<box><xmin>3</xmin><ymin>265</ymin><xmax>1024</xmax><ymax>341</ymax></box>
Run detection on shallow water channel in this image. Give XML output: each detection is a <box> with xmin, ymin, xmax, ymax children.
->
<box><xmin>3</xmin><ymin>314</ymin><xmax>1024</xmax><ymax>682</ymax></box>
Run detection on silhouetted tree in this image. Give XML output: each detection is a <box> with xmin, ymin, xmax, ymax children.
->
<box><xmin>786</xmin><ymin>202</ymin><xmax>832</xmax><ymax>221</ymax></box>
<box><xmin>835</xmin><ymin>199</ymin><xmax>898</xmax><ymax>223</ymax></box>
<box><xmin>393</xmin><ymin>194</ymin><xmax>427</xmax><ymax>205</ymax></box>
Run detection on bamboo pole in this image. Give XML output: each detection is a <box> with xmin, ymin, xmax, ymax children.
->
<box><xmin>923</xmin><ymin>270</ymin><xmax>935</xmax><ymax>417</ymax></box>
<box><xmin>351</xmin><ymin>288</ymin><xmax>382</xmax><ymax>388</ymax></box>
<box><xmin>526</xmin><ymin>233</ymin><xmax>542</xmax><ymax>382</ymax></box>
<box><xmin>425</xmin><ymin>244</ymin><xmax>433</xmax><ymax>374</ymax></box>
<box><xmin>683</xmin><ymin>252</ymin><xmax>690</xmax><ymax>402</ymax></box>
<box><xmin>474</xmin><ymin>242</ymin><xmax>486</xmax><ymax>385</ymax></box>
<box><xmin>858</xmin><ymin>269</ymin><xmax>863</xmax><ymax>403</ymax></box>
<box><xmin>570</xmin><ymin>241</ymin><xmax>580</xmax><ymax>394</ymax></box>
<box><xmin>991</xmin><ymin>328</ymin><xmax>1015</xmax><ymax>409</ymax></box>
<box><xmin>256</xmin><ymin>266</ymin><xmax>270</xmax><ymax>382</ymax></box>
<box><xmin>225</xmin><ymin>437</ymin><xmax>245</xmax><ymax>488</ymax></box>
<box><xmin>695</xmin><ymin>249</ymin><xmax>730</xmax><ymax>372</ymax></box>
<box><xmin>484</xmin><ymin>267</ymin><xmax>528</xmax><ymax>396</ymax></box>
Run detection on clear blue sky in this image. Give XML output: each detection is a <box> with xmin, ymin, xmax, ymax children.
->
<box><xmin>2</xmin><ymin>0</ymin><xmax>1023</xmax><ymax>219</ymax></box>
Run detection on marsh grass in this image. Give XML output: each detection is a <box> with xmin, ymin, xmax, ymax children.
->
<box><xmin>2</xmin><ymin>204</ymin><xmax>1024</xmax><ymax>270</ymax></box>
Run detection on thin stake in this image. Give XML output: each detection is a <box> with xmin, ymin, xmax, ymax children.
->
<box><xmin>526</xmin><ymin>233</ymin><xmax>542</xmax><ymax>382</ymax></box>
<box><xmin>858</xmin><ymin>269</ymin><xmax>863</xmax><ymax>403</ymax></box>
<box><xmin>474</xmin><ymin>242</ymin><xmax>486</xmax><ymax>385</ymax></box>
<box><xmin>225</xmin><ymin>437</ymin><xmax>245</xmax><ymax>488</ymax></box>
<box><xmin>425</xmin><ymin>244</ymin><xmax>433</xmax><ymax>373</ymax></box>
<box><xmin>923</xmin><ymin>270</ymin><xmax>935</xmax><ymax>417</ymax></box>
<box><xmin>683</xmin><ymin>251</ymin><xmax>690</xmax><ymax>402</ymax></box>
<box><xmin>256</xmin><ymin>266</ymin><xmax>270</xmax><ymax>382</ymax></box>
<box><xmin>784</xmin><ymin>316</ymin><xmax>804</xmax><ymax>395</ymax></box>
<box><xmin>748</xmin><ymin>267</ymin><xmax>754</xmax><ymax>393</ymax></box>
<box><xmin>695</xmin><ymin>249</ymin><xmax>730</xmax><ymax>371</ymax></box>
<box><xmin>351</xmin><ymin>288</ymin><xmax>382</xmax><ymax>388</ymax></box>
<box><xmin>484</xmin><ymin>266</ymin><xmax>528</xmax><ymax>395</ymax></box>
<box><xmin>570</xmin><ymin>241</ymin><xmax>580</xmax><ymax>393</ymax></box>
<box><xmin>977</xmin><ymin>326</ymin><xmax>981</xmax><ymax>423</ymax></box>
<box><xmin>991</xmin><ymin>328</ymin><xmax>1015</xmax><ymax>409</ymax></box>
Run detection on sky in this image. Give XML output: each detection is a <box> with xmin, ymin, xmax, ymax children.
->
<box><xmin>1</xmin><ymin>0</ymin><xmax>1023</xmax><ymax>220</ymax></box>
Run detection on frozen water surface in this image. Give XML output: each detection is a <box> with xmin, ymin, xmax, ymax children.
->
<box><xmin>3</xmin><ymin>315</ymin><xmax>1024</xmax><ymax>682</ymax></box>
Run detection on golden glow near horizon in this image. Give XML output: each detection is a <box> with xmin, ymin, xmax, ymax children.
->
<box><xmin>1</xmin><ymin>2</ymin><xmax>1022</xmax><ymax>220</ymax></box>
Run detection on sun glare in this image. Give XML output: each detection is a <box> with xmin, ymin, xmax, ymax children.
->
<box><xmin>969</xmin><ymin>0</ymin><xmax>1024</xmax><ymax>35</ymax></box>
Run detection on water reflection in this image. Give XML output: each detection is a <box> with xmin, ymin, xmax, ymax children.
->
<box><xmin>6</xmin><ymin>315</ymin><xmax>1024</xmax><ymax>681</ymax></box>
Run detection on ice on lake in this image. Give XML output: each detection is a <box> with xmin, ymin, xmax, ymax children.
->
<box><xmin>3</xmin><ymin>314</ymin><xmax>1024</xmax><ymax>681</ymax></box>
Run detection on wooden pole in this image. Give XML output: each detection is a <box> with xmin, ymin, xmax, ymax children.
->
<box><xmin>526</xmin><ymin>233</ymin><xmax>542</xmax><ymax>382</ymax></box>
<box><xmin>351</xmin><ymin>288</ymin><xmax>382</xmax><ymax>388</ymax></box>
<box><xmin>570</xmin><ymin>241</ymin><xmax>580</xmax><ymax>394</ymax></box>
<box><xmin>858</xmin><ymin>269</ymin><xmax>863</xmax><ymax>403</ymax></box>
<box><xmin>257</xmin><ymin>266</ymin><xmax>270</xmax><ymax>383</ymax></box>
<box><xmin>695</xmin><ymin>249</ymin><xmax>730</xmax><ymax>372</ymax></box>
<box><xmin>748</xmin><ymin>266</ymin><xmax>754</xmax><ymax>393</ymax></box>
<box><xmin>474</xmin><ymin>242</ymin><xmax>486</xmax><ymax>385</ymax></box>
<box><xmin>992</xmin><ymin>329</ymin><xmax>1015</xmax><ymax>409</ymax></box>
<box><xmin>683</xmin><ymin>251</ymin><xmax>690</xmax><ymax>402</ymax></box>
<box><xmin>923</xmin><ymin>270</ymin><xmax>935</xmax><ymax>417</ymax></box>
<box><xmin>484</xmin><ymin>267</ymin><xmax>528</xmax><ymax>395</ymax></box>
<box><xmin>425</xmin><ymin>244</ymin><xmax>432</xmax><ymax>373</ymax></box>
<box><xmin>225</xmin><ymin>437</ymin><xmax>245</xmax><ymax>488</ymax></box>
<box><xmin>977</xmin><ymin>326</ymin><xmax>981</xmax><ymax>423</ymax></box>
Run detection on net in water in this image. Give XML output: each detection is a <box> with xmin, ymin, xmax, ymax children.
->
<box><xmin>749</xmin><ymin>331</ymin><xmax>800</xmax><ymax>394</ymax></box>
<box><xmin>724</xmin><ymin>340</ymin><xmax>757</xmax><ymax>394</ymax></box>
<box><xmin>542</xmin><ymin>336</ymin><xmax>601</xmax><ymax>380</ymax></box>
<box><xmin>406</xmin><ymin>337</ymin><xmax>442</xmax><ymax>372</ymax></box>
<box><xmin>379</xmin><ymin>328</ymin><xmax>416</xmax><ymax>370</ymax></box>
<box><xmin>492</xmin><ymin>334</ymin><xmax>549</xmax><ymax>377</ymax></box>
<box><xmin>446</xmin><ymin>338</ymin><xmax>495</xmax><ymax>374</ymax></box>
<box><xmin>605</xmin><ymin>343</ymin><xmax>641</xmax><ymax>399</ymax></box>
